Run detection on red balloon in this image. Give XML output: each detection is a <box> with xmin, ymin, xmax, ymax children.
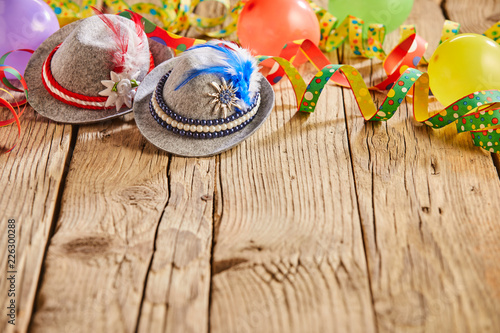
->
<box><xmin>237</xmin><ymin>0</ymin><xmax>320</xmax><ymax>57</ymax></box>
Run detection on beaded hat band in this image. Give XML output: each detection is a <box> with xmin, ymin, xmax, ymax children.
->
<box><xmin>149</xmin><ymin>71</ymin><xmax>261</xmax><ymax>139</ymax></box>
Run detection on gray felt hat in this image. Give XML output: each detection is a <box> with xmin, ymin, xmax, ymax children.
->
<box><xmin>25</xmin><ymin>14</ymin><xmax>173</xmax><ymax>124</ymax></box>
<box><xmin>133</xmin><ymin>42</ymin><xmax>275</xmax><ymax>157</ymax></box>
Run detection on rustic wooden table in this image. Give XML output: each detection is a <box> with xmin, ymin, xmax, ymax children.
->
<box><xmin>1</xmin><ymin>0</ymin><xmax>500</xmax><ymax>332</ymax></box>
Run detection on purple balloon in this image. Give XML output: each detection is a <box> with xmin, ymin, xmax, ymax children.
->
<box><xmin>0</xmin><ymin>0</ymin><xmax>60</xmax><ymax>76</ymax></box>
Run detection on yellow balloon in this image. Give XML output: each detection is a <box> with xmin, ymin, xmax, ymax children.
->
<box><xmin>428</xmin><ymin>33</ymin><xmax>500</xmax><ymax>106</ymax></box>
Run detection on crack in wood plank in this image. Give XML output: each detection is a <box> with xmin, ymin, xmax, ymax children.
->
<box><xmin>134</xmin><ymin>153</ymin><xmax>173</xmax><ymax>333</ymax></box>
<box><xmin>0</xmin><ymin>105</ymin><xmax>74</xmax><ymax>333</ymax></box>
<box><xmin>339</xmin><ymin>52</ymin><xmax>380</xmax><ymax>333</ymax></box>
<box><xmin>210</xmin><ymin>39</ymin><xmax>376</xmax><ymax>331</ymax></box>
<box><xmin>493</xmin><ymin>154</ymin><xmax>500</xmax><ymax>180</ymax></box>
<box><xmin>342</xmin><ymin>1</ymin><xmax>500</xmax><ymax>331</ymax></box>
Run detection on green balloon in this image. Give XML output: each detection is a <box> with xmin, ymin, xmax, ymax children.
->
<box><xmin>328</xmin><ymin>0</ymin><xmax>414</xmax><ymax>35</ymax></box>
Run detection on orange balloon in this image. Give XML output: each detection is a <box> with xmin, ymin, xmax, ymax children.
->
<box><xmin>237</xmin><ymin>0</ymin><xmax>320</xmax><ymax>57</ymax></box>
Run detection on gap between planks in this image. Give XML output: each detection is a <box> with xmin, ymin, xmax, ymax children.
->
<box><xmin>27</xmin><ymin>124</ymin><xmax>79</xmax><ymax>331</ymax></box>
<box><xmin>15</xmin><ymin>0</ymin><xmax>500</xmax><ymax>332</ymax></box>
<box><xmin>133</xmin><ymin>154</ymin><xmax>173</xmax><ymax>333</ymax></box>
<box><xmin>339</xmin><ymin>46</ymin><xmax>380</xmax><ymax>333</ymax></box>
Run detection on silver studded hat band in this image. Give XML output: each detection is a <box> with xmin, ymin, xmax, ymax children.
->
<box><xmin>149</xmin><ymin>71</ymin><xmax>261</xmax><ymax>139</ymax></box>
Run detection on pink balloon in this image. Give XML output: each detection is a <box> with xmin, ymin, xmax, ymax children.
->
<box><xmin>237</xmin><ymin>0</ymin><xmax>320</xmax><ymax>57</ymax></box>
<box><xmin>0</xmin><ymin>0</ymin><xmax>60</xmax><ymax>76</ymax></box>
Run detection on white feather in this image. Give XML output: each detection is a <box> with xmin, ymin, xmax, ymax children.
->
<box><xmin>219</xmin><ymin>41</ymin><xmax>261</xmax><ymax>99</ymax></box>
<box><xmin>179</xmin><ymin>40</ymin><xmax>261</xmax><ymax>104</ymax></box>
<box><xmin>121</xmin><ymin>22</ymin><xmax>149</xmax><ymax>77</ymax></box>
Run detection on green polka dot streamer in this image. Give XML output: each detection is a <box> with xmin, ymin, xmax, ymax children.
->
<box><xmin>296</xmin><ymin>64</ymin><xmax>500</xmax><ymax>153</ymax></box>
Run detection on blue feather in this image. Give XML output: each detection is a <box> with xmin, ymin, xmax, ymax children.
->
<box><xmin>174</xmin><ymin>41</ymin><xmax>260</xmax><ymax>111</ymax></box>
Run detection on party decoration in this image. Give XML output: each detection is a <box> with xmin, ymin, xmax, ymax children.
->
<box><xmin>44</xmin><ymin>0</ymin><xmax>238</xmax><ymax>33</ymax></box>
<box><xmin>428</xmin><ymin>34</ymin><xmax>500</xmax><ymax>107</ymax></box>
<box><xmin>264</xmin><ymin>33</ymin><xmax>427</xmax><ymax>90</ymax></box>
<box><xmin>0</xmin><ymin>54</ymin><xmax>29</xmax><ymax>152</ymax></box>
<box><xmin>0</xmin><ymin>0</ymin><xmax>59</xmax><ymax>76</ymax></box>
<box><xmin>237</xmin><ymin>0</ymin><xmax>320</xmax><ymax>56</ymax></box>
<box><xmin>328</xmin><ymin>0</ymin><xmax>414</xmax><ymax>35</ymax></box>
<box><xmin>263</xmin><ymin>40</ymin><xmax>500</xmax><ymax>154</ymax></box>
<box><xmin>43</xmin><ymin>0</ymin><xmax>83</xmax><ymax>26</ymax></box>
<box><xmin>46</xmin><ymin>0</ymin><xmax>452</xmax><ymax>65</ymax></box>
<box><xmin>118</xmin><ymin>10</ymin><xmax>206</xmax><ymax>53</ymax></box>
<box><xmin>121</xmin><ymin>10</ymin><xmax>500</xmax><ymax>154</ymax></box>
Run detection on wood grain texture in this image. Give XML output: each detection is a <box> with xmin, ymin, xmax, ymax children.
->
<box><xmin>28</xmin><ymin>119</ymin><xmax>171</xmax><ymax>333</ymax></box>
<box><xmin>30</xmin><ymin>121</ymin><xmax>215</xmax><ymax>333</ymax></box>
<box><xmin>342</xmin><ymin>0</ymin><xmax>500</xmax><ymax>331</ymax></box>
<box><xmin>2</xmin><ymin>0</ymin><xmax>499</xmax><ymax>332</ymax></box>
<box><xmin>0</xmin><ymin>108</ymin><xmax>72</xmax><ymax>333</ymax></box>
<box><xmin>136</xmin><ymin>157</ymin><xmax>214</xmax><ymax>333</ymax></box>
<box><xmin>137</xmin><ymin>2</ymin><xmax>220</xmax><ymax>333</ymax></box>
<box><xmin>443</xmin><ymin>0</ymin><xmax>500</xmax><ymax>33</ymax></box>
<box><xmin>30</xmin><ymin>1</ymin><xmax>216</xmax><ymax>332</ymax></box>
<box><xmin>210</xmin><ymin>51</ymin><xmax>376</xmax><ymax>333</ymax></box>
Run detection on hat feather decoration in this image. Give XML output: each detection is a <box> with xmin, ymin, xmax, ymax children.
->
<box><xmin>175</xmin><ymin>40</ymin><xmax>261</xmax><ymax>110</ymax></box>
<box><xmin>92</xmin><ymin>7</ymin><xmax>150</xmax><ymax>110</ymax></box>
<box><xmin>92</xmin><ymin>7</ymin><xmax>149</xmax><ymax>76</ymax></box>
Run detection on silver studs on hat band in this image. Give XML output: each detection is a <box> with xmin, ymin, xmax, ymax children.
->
<box><xmin>149</xmin><ymin>71</ymin><xmax>260</xmax><ymax>139</ymax></box>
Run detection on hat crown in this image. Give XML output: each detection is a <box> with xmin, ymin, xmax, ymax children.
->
<box><xmin>161</xmin><ymin>40</ymin><xmax>261</xmax><ymax>121</ymax></box>
<box><xmin>163</xmin><ymin>56</ymin><xmax>233</xmax><ymax>121</ymax></box>
<box><xmin>51</xmin><ymin>15</ymin><xmax>150</xmax><ymax>96</ymax></box>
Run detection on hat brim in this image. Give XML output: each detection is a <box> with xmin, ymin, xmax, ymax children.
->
<box><xmin>133</xmin><ymin>58</ymin><xmax>275</xmax><ymax>157</ymax></box>
<box><xmin>25</xmin><ymin>19</ymin><xmax>174</xmax><ymax>124</ymax></box>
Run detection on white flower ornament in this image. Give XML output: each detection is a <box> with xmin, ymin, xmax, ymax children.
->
<box><xmin>99</xmin><ymin>71</ymin><xmax>140</xmax><ymax>111</ymax></box>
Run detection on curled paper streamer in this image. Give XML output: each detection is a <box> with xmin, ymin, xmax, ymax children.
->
<box><xmin>0</xmin><ymin>87</ymin><xmax>23</xmax><ymax>153</ymax></box>
<box><xmin>260</xmin><ymin>40</ymin><xmax>500</xmax><ymax>153</ymax></box>
<box><xmin>43</xmin><ymin>0</ymin><xmax>93</xmax><ymax>26</ymax></box>
<box><xmin>0</xmin><ymin>58</ymin><xmax>29</xmax><ymax>152</ymax></box>
<box><xmin>263</xmin><ymin>34</ymin><xmax>427</xmax><ymax>91</ymax></box>
<box><xmin>46</xmin><ymin>0</ymin><xmax>486</xmax><ymax>67</ymax></box>
<box><xmin>0</xmin><ymin>50</ymin><xmax>31</xmax><ymax>152</ymax></box>
<box><xmin>0</xmin><ymin>50</ymin><xmax>33</xmax><ymax>96</ymax></box>
<box><xmin>118</xmin><ymin>10</ymin><xmax>206</xmax><ymax>53</ymax></box>
<box><xmin>121</xmin><ymin>10</ymin><xmax>500</xmax><ymax>153</ymax></box>
<box><xmin>45</xmin><ymin>0</ymin><xmax>238</xmax><ymax>33</ymax></box>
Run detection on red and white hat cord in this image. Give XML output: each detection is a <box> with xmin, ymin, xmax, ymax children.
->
<box><xmin>41</xmin><ymin>44</ymin><xmax>154</xmax><ymax>110</ymax></box>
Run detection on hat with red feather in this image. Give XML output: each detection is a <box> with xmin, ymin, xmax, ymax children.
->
<box><xmin>25</xmin><ymin>10</ymin><xmax>173</xmax><ymax>124</ymax></box>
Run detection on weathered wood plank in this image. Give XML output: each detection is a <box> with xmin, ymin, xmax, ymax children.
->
<box><xmin>29</xmin><ymin>119</ymin><xmax>214</xmax><ymax>333</ymax></box>
<box><xmin>136</xmin><ymin>2</ymin><xmax>221</xmax><ymax>333</ymax></box>
<box><xmin>443</xmin><ymin>0</ymin><xmax>500</xmax><ymax>33</ymax></box>
<box><xmin>210</xmin><ymin>49</ymin><xmax>376</xmax><ymax>333</ymax></box>
<box><xmin>494</xmin><ymin>153</ymin><xmax>500</xmax><ymax>178</ymax></box>
<box><xmin>30</xmin><ymin>1</ymin><xmax>216</xmax><ymax>332</ymax></box>
<box><xmin>342</xmin><ymin>0</ymin><xmax>500</xmax><ymax>331</ymax></box>
<box><xmin>0</xmin><ymin>107</ymin><xmax>72</xmax><ymax>333</ymax></box>
<box><xmin>1</xmin><ymin>1</ymin><xmax>104</xmax><ymax>331</ymax></box>
<box><xmin>136</xmin><ymin>157</ymin><xmax>215</xmax><ymax>333</ymax></box>
<box><xmin>28</xmin><ymin>119</ymin><xmax>171</xmax><ymax>332</ymax></box>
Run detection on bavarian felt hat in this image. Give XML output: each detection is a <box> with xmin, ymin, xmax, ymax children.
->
<box><xmin>133</xmin><ymin>41</ymin><xmax>275</xmax><ymax>157</ymax></box>
<box><xmin>25</xmin><ymin>12</ymin><xmax>173</xmax><ymax>124</ymax></box>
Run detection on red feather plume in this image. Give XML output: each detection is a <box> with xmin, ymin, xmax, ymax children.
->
<box><xmin>91</xmin><ymin>7</ymin><xmax>145</xmax><ymax>74</ymax></box>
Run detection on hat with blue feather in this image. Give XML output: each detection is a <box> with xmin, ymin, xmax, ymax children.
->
<box><xmin>133</xmin><ymin>40</ymin><xmax>275</xmax><ymax>157</ymax></box>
